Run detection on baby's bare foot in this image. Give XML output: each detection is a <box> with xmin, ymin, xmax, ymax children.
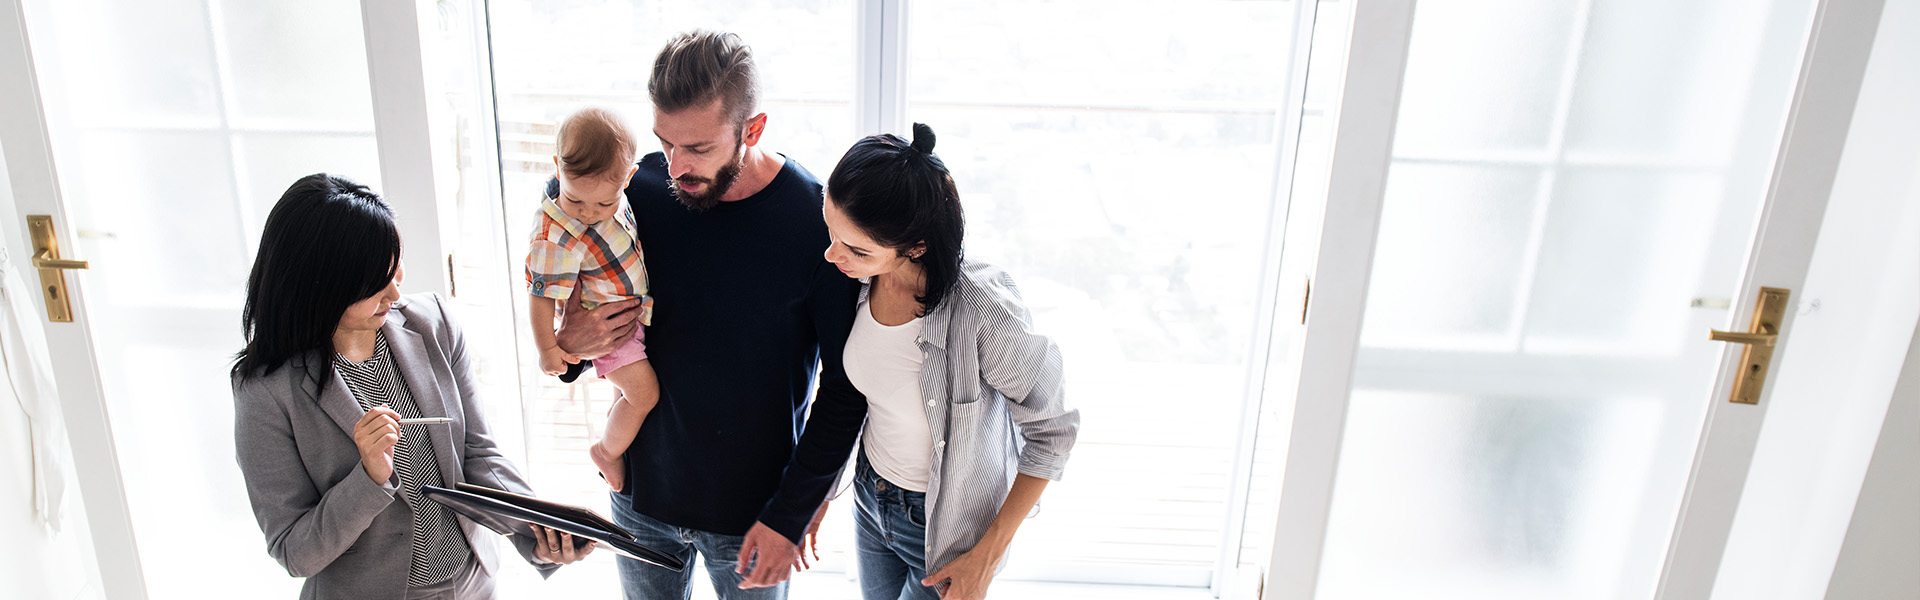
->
<box><xmin>589</xmin><ymin>443</ymin><xmax>625</xmax><ymax>492</ymax></box>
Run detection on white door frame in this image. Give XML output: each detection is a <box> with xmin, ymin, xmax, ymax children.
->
<box><xmin>0</xmin><ymin>0</ymin><xmax>145</xmax><ymax>597</ymax></box>
<box><xmin>361</xmin><ymin>0</ymin><xmax>454</xmax><ymax>299</ymax></box>
<box><xmin>1261</xmin><ymin>0</ymin><xmax>1888</xmax><ymax>597</ymax></box>
<box><xmin>1261</xmin><ymin>0</ymin><xmax>1418</xmax><ymax>597</ymax></box>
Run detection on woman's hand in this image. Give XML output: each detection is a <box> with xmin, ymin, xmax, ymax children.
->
<box><xmin>532</xmin><ymin>525</ymin><xmax>595</xmax><ymax>565</ymax></box>
<box><xmin>922</xmin><ymin>475</ymin><xmax>1047</xmax><ymax>599</ymax></box>
<box><xmin>797</xmin><ymin>500</ymin><xmax>830</xmax><ymax>571</ymax></box>
<box><xmin>353</xmin><ymin>406</ymin><xmax>402</xmax><ymax>484</ymax></box>
<box><xmin>921</xmin><ymin>546</ymin><xmax>1003</xmax><ymax>600</ymax></box>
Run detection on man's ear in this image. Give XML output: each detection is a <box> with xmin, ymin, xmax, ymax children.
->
<box><xmin>741</xmin><ymin>113</ymin><xmax>769</xmax><ymax>147</ymax></box>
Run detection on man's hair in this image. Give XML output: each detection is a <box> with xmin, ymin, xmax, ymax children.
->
<box><xmin>648</xmin><ymin>30</ymin><xmax>760</xmax><ymax>130</ymax></box>
<box><xmin>555</xmin><ymin>107</ymin><xmax>638</xmax><ymax>182</ymax></box>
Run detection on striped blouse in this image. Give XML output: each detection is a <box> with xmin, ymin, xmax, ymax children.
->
<box><xmin>853</xmin><ymin>259</ymin><xmax>1080</xmax><ymax>574</ymax></box>
<box><xmin>334</xmin><ymin>332</ymin><xmax>470</xmax><ymax>587</ymax></box>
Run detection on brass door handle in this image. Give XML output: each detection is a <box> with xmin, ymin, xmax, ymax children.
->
<box><xmin>1708</xmin><ymin>287</ymin><xmax>1791</xmax><ymax>404</ymax></box>
<box><xmin>1708</xmin><ymin>328</ymin><xmax>1775</xmax><ymax>347</ymax></box>
<box><xmin>26</xmin><ymin>215</ymin><xmax>83</xmax><ymax>322</ymax></box>
<box><xmin>32</xmin><ymin>249</ymin><xmax>88</xmax><ymax>270</ymax></box>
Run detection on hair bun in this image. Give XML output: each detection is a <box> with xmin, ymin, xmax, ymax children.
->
<box><xmin>909</xmin><ymin>123</ymin><xmax>936</xmax><ymax>154</ymax></box>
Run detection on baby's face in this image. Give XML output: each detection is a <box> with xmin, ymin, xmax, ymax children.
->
<box><xmin>555</xmin><ymin>170</ymin><xmax>628</xmax><ymax>225</ymax></box>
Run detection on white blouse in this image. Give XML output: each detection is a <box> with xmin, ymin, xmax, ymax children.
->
<box><xmin>844</xmin><ymin>297</ymin><xmax>933</xmax><ymax>491</ymax></box>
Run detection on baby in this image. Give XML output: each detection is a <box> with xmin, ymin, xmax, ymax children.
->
<box><xmin>526</xmin><ymin>107</ymin><xmax>657</xmax><ymax>492</ymax></box>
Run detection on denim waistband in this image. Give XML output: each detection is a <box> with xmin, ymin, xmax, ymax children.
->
<box><xmin>855</xmin><ymin>448</ymin><xmax>925</xmax><ymax>505</ymax></box>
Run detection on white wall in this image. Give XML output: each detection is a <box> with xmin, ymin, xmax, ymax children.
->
<box><xmin>1711</xmin><ymin>0</ymin><xmax>1920</xmax><ymax>597</ymax></box>
<box><xmin>1825</xmin><ymin>322</ymin><xmax>1920</xmax><ymax>599</ymax></box>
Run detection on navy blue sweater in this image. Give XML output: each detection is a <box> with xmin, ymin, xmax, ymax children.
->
<box><xmin>578</xmin><ymin>153</ymin><xmax>868</xmax><ymax>543</ymax></box>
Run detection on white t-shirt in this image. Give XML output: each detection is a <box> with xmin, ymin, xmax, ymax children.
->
<box><xmin>844</xmin><ymin>297</ymin><xmax>932</xmax><ymax>492</ymax></box>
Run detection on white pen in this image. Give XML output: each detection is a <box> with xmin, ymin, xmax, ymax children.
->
<box><xmin>398</xmin><ymin>417</ymin><xmax>455</xmax><ymax>425</ymax></box>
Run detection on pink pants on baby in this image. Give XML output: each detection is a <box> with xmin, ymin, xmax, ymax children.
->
<box><xmin>594</xmin><ymin>323</ymin><xmax>648</xmax><ymax>378</ymax></box>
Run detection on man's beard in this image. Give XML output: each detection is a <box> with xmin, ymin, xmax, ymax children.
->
<box><xmin>670</xmin><ymin>152</ymin><xmax>745</xmax><ymax>212</ymax></box>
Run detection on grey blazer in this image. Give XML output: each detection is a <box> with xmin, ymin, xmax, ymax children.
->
<box><xmin>233</xmin><ymin>293</ymin><xmax>556</xmax><ymax>599</ymax></box>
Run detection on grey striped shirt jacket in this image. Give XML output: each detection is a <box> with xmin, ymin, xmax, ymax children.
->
<box><xmin>854</xmin><ymin>259</ymin><xmax>1081</xmax><ymax>574</ymax></box>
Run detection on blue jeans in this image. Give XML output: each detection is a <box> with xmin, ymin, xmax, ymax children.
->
<box><xmin>609</xmin><ymin>491</ymin><xmax>789</xmax><ymax>600</ymax></box>
<box><xmin>853</xmin><ymin>455</ymin><xmax>942</xmax><ymax>600</ymax></box>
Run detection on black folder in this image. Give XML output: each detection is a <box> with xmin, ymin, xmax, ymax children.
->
<box><xmin>424</xmin><ymin>483</ymin><xmax>685</xmax><ymax>572</ymax></box>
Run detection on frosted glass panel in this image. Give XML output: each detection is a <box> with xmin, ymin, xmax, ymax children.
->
<box><xmin>1392</xmin><ymin>0</ymin><xmax>1579</xmax><ymax>155</ymax></box>
<box><xmin>38</xmin><ymin>0</ymin><xmax>221</xmax><ymax>123</ymax></box>
<box><xmin>59</xmin><ymin>131</ymin><xmax>247</xmax><ymax>305</ymax></box>
<box><xmin>1361</xmin><ymin>165</ymin><xmax>1540</xmax><ymax>347</ymax></box>
<box><xmin>1523</xmin><ymin>169</ymin><xmax>1723</xmax><ymax>353</ymax></box>
<box><xmin>1564</xmin><ymin>0</ymin><xmax>1775</xmax><ymax>159</ymax></box>
<box><xmin>1319</xmin><ymin>390</ymin><xmax>1689</xmax><ymax>599</ymax></box>
<box><xmin>233</xmin><ymin>133</ymin><xmax>382</xmax><ymax>236</ymax></box>
<box><xmin>221</xmin><ymin>0</ymin><xmax>377</xmax><ymax>127</ymax></box>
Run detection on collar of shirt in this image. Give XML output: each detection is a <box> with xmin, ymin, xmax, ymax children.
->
<box><xmin>858</xmin><ymin>277</ymin><xmax>953</xmax><ymax>351</ymax></box>
<box><xmin>541</xmin><ymin>191</ymin><xmax>637</xmax><ymax>240</ymax></box>
<box><xmin>539</xmin><ymin>195</ymin><xmax>589</xmax><ymax>238</ymax></box>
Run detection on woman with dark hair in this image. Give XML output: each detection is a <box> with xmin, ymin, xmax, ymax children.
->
<box><xmin>232</xmin><ymin>174</ymin><xmax>590</xmax><ymax>599</ymax></box>
<box><xmin>819</xmin><ymin>124</ymin><xmax>1079</xmax><ymax>600</ymax></box>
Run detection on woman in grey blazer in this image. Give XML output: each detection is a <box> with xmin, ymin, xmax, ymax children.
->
<box><xmin>814</xmin><ymin>125</ymin><xmax>1079</xmax><ymax>600</ymax></box>
<box><xmin>232</xmin><ymin>174</ymin><xmax>591</xmax><ymax>599</ymax></box>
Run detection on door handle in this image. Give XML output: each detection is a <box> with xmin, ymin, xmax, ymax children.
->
<box><xmin>1708</xmin><ymin>287</ymin><xmax>1791</xmax><ymax>405</ymax></box>
<box><xmin>1707</xmin><ymin>329</ymin><xmax>1774</xmax><ymax>347</ymax></box>
<box><xmin>32</xmin><ymin>249</ymin><xmax>88</xmax><ymax>270</ymax></box>
<box><xmin>26</xmin><ymin>215</ymin><xmax>85</xmax><ymax>322</ymax></box>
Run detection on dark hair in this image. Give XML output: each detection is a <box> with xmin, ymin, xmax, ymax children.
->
<box><xmin>648</xmin><ymin>30</ymin><xmax>760</xmax><ymax>129</ymax></box>
<box><xmin>233</xmin><ymin>174</ymin><xmax>401</xmax><ymax>381</ymax></box>
<box><xmin>827</xmin><ymin>123</ymin><xmax>964</xmax><ymax>316</ymax></box>
<box><xmin>556</xmin><ymin>106</ymin><xmax>638</xmax><ymax>182</ymax></box>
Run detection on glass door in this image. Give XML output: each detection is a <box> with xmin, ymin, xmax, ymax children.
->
<box><xmin>1263</xmin><ymin>0</ymin><xmax>1885</xmax><ymax>598</ymax></box>
<box><xmin>3</xmin><ymin>0</ymin><xmax>386</xmax><ymax>597</ymax></box>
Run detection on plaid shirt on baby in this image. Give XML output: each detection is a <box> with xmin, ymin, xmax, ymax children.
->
<box><xmin>525</xmin><ymin>193</ymin><xmax>654</xmax><ymax>325</ymax></box>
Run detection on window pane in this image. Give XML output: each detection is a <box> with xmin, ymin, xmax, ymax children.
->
<box><xmin>1392</xmin><ymin>0</ymin><xmax>1580</xmax><ymax>157</ymax></box>
<box><xmin>220</xmin><ymin>0</ymin><xmax>378</xmax><ymax>128</ymax></box>
<box><xmin>908</xmin><ymin>0</ymin><xmax>1295</xmax><ymax>582</ymax></box>
<box><xmin>1522</xmin><ymin>168</ymin><xmax>1724</xmax><ymax>354</ymax></box>
<box><xmin>1563</xmin><ymin>0</ymin><xmax>1779</xmax><ymax>160</ymax></box>
<box><xmin>233</xmin><ymin>133</ymin><xmax>383</xmax><ymax>238</ymax></box>
<box><xmin>1360</xmin><ymin>164</ymin><xmax>1541</xmax><ymax>348</ymax></box>
<box><xmin>36</xmin><ymin>0</ymin><xmax>222</xmax><ymax>124</ymax></box>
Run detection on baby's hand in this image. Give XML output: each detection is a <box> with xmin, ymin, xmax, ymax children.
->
<box><xmin>539</xmin><ymin>346</ymin><xmax>578</xmax><ymax>376</ymax></box>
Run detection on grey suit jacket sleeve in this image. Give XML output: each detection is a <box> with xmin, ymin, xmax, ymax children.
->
<box><xmin>233</xmin><ymin>372</ymin><xmax>398</xmax><ymax>577</ymax></box>
<box><xmin>427</xmin><ymin>294</ymin><xmax>561</xmax><ymax>578</ymax></box>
